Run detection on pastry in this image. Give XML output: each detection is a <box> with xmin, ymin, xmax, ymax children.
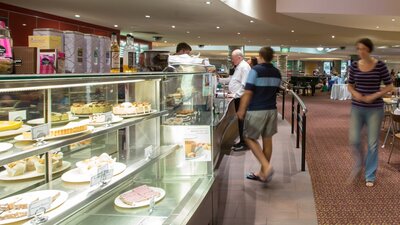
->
<box><xmin>24</xmin><ymin>156</ymin><xmax>39</xmax><ymax>171</ymax></box>
<box><xmin>14</xmin><ymin>196</ymin><xmax>38</xmax><ymax>209</ymax></box>
<box><xmin>0</xmin><ymin>121</ymin><xmax>23</xmax><ymax>132</ymax></box>
<box><xmin>0</xmin><ymin>209</ymin><xmax>28</xmax><ymax>221</ymax></box>
<box><xmin>34</xmin><ymin>157</ymin><xmax>59</xmax><ymax>174</ymax></box>
<box><xmin>52</xmin><ymin>152</ymin><xmax>63</xmax><ymax>168</ymax></box>
<box><xmin>119</xmin><ymin>185</ymin><xmax>161</xmax><ymax>206</ymax></box>
<box><xmin>0</xmin><ymin>196</ymin><xmax>21</xmax><ymax>211</ymax></box>
<box><xmin>4</xmin><ymin>161</ymin><xmax>26</xmax><ymax>177</ymax></box>
<box><xmin>76</xmin><ymin>153</ymin><xmax>116</xmax><ymax>175</ymax></box>
<box><xmin>176</xmin><ymin>109</ymin><xmax>194</xmax><ymax>115</ymax></box>
<box><xmin>112</xmin><ymin>102</ymin><xmax>152</xmax><ymax>115</ymax></box>
<box><xmin>22</xmin><ymin>121</ymin><xmax>88</xmax><ymax>139</ymax></box>
<box><xmin>51</xmin><ymin>112</ymin><xmax>69</xmax><ymax>122</ymax></box>
<box><xmin>71</xmin><ymin>102</ymin><xmax>112</xmax><ymax>115</ymax></box>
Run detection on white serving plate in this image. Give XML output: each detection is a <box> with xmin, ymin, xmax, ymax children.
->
<box><xmin>115</xmin><ymin>110</ymin><xmax>157</xmax><ymax>118</ymax></box>
<box><xmin>0</xmin><ymin>125</ymin><xmax>31</xmax><ymax>138</ymax></box>
<box><xmin>0</xmin><ymin>190</ymin><xmax>68</xmax><ymax>225</ymax></box>
<box><xmin>0</xmin><ymin>143</ymin><xmax>13</xmax><ymax>153</ymax></box>
<box><xmin>114</xmin><ymin>187</ymin><xmax>166</xmax><ymax>208</ymax></box>
<box><xmin>0</xmin><ymin>161</ymin><xmax>71</xmax><ymax>181</ymax></box>
<box><xmin>14</xmin><ymin>126</ymin><xmax>94</xmax><ymax>142</ymax></box>
<box><xmin>87</xmin><ymin>116</ymin><xmax>123</xmax><ymax>126</ymax></box>
<box><xmin>61</xmin><ymin>162</ymin><xmax>126</xmax><ymax>183</ymax></box>
<box><xmin>27</xmin><ymin>116</ymin><xmax>79</xmax><ymax>126</ymax></box>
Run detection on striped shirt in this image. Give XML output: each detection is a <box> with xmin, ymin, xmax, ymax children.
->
<box><xmin>348</xmin><ymin>60</ymin><xmax>392</xmax><ymax>108</ymax></box>
<box><xmin>245</xmin><ymin>63</ymin><xmax>282</xmax><ymax>110</ymax></box>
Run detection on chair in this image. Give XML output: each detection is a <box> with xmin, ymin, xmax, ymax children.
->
<box><xmin>388</xmin><ymin>113</ymin><xmax>400</xmax><ymax>163</ymax></box>
<box><xmin>383</xmin><ymin>103</ymin><xmax>394</xmax><ymax>129</ymax></box>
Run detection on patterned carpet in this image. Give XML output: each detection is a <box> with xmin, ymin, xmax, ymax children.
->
<box><xmin>278</xmin><ymin>92</ymin><xmax>400</xmax><ymax>224</ymax></box>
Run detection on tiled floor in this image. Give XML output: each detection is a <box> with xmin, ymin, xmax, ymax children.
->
<box><xmin>216</xmin><ymin>116</ymin><xmax>318</xmax><ymax>225</ymax></box>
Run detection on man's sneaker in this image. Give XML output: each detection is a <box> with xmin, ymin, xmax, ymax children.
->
<box><xmin>232</xmin><ymin>143</ymin><xmax>247</xmax><ymax>151</ymax></box>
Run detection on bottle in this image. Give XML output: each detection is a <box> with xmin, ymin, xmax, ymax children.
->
<box><xmin>110</xmin><ymin>32</ymin><xmax>120</xmax><ymax>73</ymax></box>
<box><xmin>123</xmin><ymin>34</ymin><xmax>137</xmax><ymax>73</ymax></box>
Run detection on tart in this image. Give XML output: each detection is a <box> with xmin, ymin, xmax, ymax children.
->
<box><xmin>71</xmin><ymin>102</ymin><xmax>112</xmax><ymax>115</ymax></box>
<box><xmin>113</xmin><ymin>102</ymin><xmax>152</xmax><ymax>115</ymax></box>
<box><xmin>0</xmin><ymin>121</ymin><xmax>23</xmax><ymax>132</ymax></box>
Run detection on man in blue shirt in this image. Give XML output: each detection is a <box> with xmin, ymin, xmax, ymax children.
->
<box><xmin>237</xmin><ymin>47</ymin><xmax>281</xmax><ymax>182</ymax></box>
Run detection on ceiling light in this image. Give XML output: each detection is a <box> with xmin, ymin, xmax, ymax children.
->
<box><xmin>197</xmin><ymin>36</ymin><xmax>201</xmax><ymax>38</ymax></box>
<box><xmin>206</xmin><ymin>1</ymin><xmax>211</xmax><ymax>4</ymax></box>
<box><xmin>216</xmin><ymin>26</ymin><xmax>220</xmax><ymax>29</ymax></box>
<box><xmin>237</xmin><ymin>32</ymin><xmax>241</xmax><ymax>35</ymax></box>
<box><xmin>392</xmin><ymin>18</ymin><xmax>396</xmax><ymax>22</ymax></box>
<box><xmin>171</xmin><ymin>25</ymin><xmax>176</xmax><ymax>28</ymax></box>
<box><xmin>74</xmin><ymin>14</ymin><xmax>81</xmax><ymax>18</ymax></box>
<box><xmin>392</xmin><ymin>45</ymin><xmax>400</xmax><ymax>47</ymax></box>
<box><xmin>114</xmin><ymin>25</ymin><xmax>118</xmax><ymax>28</ymax></box>
<box><xmin>22</xmin><ymin>23</ymin><xmax>26</xmax><ymax>26</ymax></box>
<box><xmin>186</xmin><ymin>31</ymin><xmax>190</xmax><ymax>34</ymax></box>
<box><xmin>145</xmin><ymin>15</ymin><xmax>151</xmax><ymax>18</ymax></box>
<box><xmin>316</xmin><ymin>47</ymin><xmax>324</xmax><ymax>51</ymax></box>
<box><xmin>250</xmin><ymin>20</ymin><xmax>254</xmax><ymax>23</ymax></box>
<box><xmin>331</xmin><ymin>35</ymin><xmax>335</xmax><ymax>39</ymax></box>
<box><xmin>376</xmin><ymin>26</ymin><xmax>380</xmax><ymax>29</ymax></box>
<box><xmin>378</xmin><ymin>46</ymin><xmax>388</xmax><ymax>49</ymax></box>
<box><xmin>164</xmin><ymin>41</ymin><xmax>167</xmax><ymax>43</ymax></box>
<box><xmin>291</xmin><ymin>30</ymin><xmax>294</xmax><ymax>33</ymax></box>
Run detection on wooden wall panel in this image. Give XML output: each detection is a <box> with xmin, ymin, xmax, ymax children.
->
<box><xmin>37</xmin><ymin>18</ymin><xmax>59</xmax><ymax>29</ymax></box>
<box><xmin>8</xmin><ymin>12</ymin><xmax>36</xmax><ymax>46</ymax></box>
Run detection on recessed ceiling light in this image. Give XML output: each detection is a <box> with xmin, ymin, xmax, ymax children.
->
<box><xmin>250</xmin><ymin>20</ymin><xmax>254</xmax><ymax>23</ymax></box>
<box><xmin>376</xmin><ymin>26</ymin><xmax>380</xmax><ymax>29</ymax></box>
<box><xmin>392</xmin><ymin>45</ymin><xmax>400</xmax><ymax>47</ymax></box>
<box><xmin>186</xmin><ymin>31</ymin><xmax>190</xmax><ymax>34</ymax></box>
<box><xmin>22</xmin><ymin>23</ymin><xmax>26</xmax><ymax>26</ymax></box>
<box><xmin>197</xmin><ymin>36</ymin><xmax>201</xmax><ymax>38</ymax></box>
<box><xmin>392</xmin><ymin>18</ymin><xmax>396</xmax><ymax>22</ymax></box>
<box><xmin>216</xmin><ymin>26</ymin><xmax>220</xmax><ymax>29</ymax></box>
<box><xmin>74</xmin><ymin>14</ymin><xmax>81</xmax><ymax>18</ymax></box>
<box><xmin>171</xmin><ymin>25</ymin><xmax>176</xmax><ymax>28</ymax></box>
<box><xmin>114</xmin><ymin>25</ymin><xmax>118</xmax><ymax>28</ymax></box>
<box><xmin>378</xmin><ymin>46</ymin><xmax>388</xmax><ymax>49</ymax></box>
<box><xmin>291</xmin><ymin>30</ymin><xmax>295</xmax><ymax>33</ymax></box>
<box><xmin>331</xmin><ymin>35</ymin><xmax>335</xmax><ymax>39</ymax></box>
<box><xmin>145</xmin><ymin>15</ymin><xmax>151</xmax><ymax>18</ymax></box>
<box><xmin>206</xmin><ymin>1</ymin><xmax>211</xmax><ymax>4</ymax></box>
<box><xmin>164</xmin><ymin>41</ymin><xmax>167</xmax><ymax>43</ymax></box>
<box><xmin>237</xmin><ymin>32</ymin><xmax>241</xmax><ymax>35</ymax></box>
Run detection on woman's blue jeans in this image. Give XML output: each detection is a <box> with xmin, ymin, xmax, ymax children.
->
<box><xmin>349</xmin><ymin>106</ymin><xmax>384</xmax><ymax>182</ymax></box>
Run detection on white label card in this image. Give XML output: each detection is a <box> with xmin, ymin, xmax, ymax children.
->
<box><xmin>145</xmin><ymin>145</ymin><xmax>154</xmax><ymax>159</ymax></box>
<box><xmin>31</xmin><ymin>124</ymin><xmax>50</xmax><ymax>140</ymax></box>
<box><xmin>9</xmin><ymin>110</ymin><xmax>27</xmax><ymax>121</ymax></box>
<box><xmin>90</xmin><ymin>164</ymin><xmax>113</xmax><ymax>187</ymax></box>
<box><xmin>28</xmin><ymin>196</ymin><xmax>52</xmax><ymax>217</ymax></box>
<box><xmin>104</xmin><ymin>112</ymin><xmax>113</xmax><ymax>123</ymax></box>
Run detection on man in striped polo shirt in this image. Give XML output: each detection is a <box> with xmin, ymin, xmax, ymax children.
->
<box><xmin>237</xmin><ymin>47</ymin><xmax>281</xmax><ymax>182</ymax></box>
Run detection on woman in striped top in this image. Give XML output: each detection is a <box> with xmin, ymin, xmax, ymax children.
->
<box><xmin>348</xmin><ymin>38</ymin><xmax>393</xmax><ymax>187</ymax></box>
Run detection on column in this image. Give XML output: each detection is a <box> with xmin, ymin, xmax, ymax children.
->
<box><xmin>277</xmin><ymin>55</ymin><xmax>288</xmax><ymax>79</ymax></box>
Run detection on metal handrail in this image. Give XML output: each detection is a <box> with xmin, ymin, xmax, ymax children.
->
<box><xmin>279</xmin><ymin>84</ymin><xmax>308</xmax><ymax>171</ymax></box>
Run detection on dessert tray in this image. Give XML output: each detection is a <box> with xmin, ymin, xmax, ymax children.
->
<box><xmin>0</xmin><ymin>190</ymin><xmax>68</xmax><ymax>224</ymax></box>
<box><xmin>114</xmin><ymin>185</ymin><xmax>165</xmax><ymax>209</ymax></box>
<box><xmin>117</xmin><ymin>110</ymin><xmax>158</xmax><ymax>118</ymax></box>
<box><xmin>86</xmin><ymin>116</ymin><xmax>123</xmax><ymax>126</ymax></box>
<box><xmin>14</xmin><ymin>126</ymin><xmax>94</xmax><ymax>142</ymax></box>
<box><xmin>0</xmin><ymin>161</ymin><xmax>71</xmax><ymax>181</ymax></box>
<box><xmin>0</xmin><ymin>125</ymin><xmax>31</xmax><ymax>138</ymax></box>
<box><xmin>27</xmin><ymin>116</ymin><xmax>79</xmax><ymax>126</ymax></box>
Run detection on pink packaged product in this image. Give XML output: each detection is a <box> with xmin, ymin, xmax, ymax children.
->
<box><xmin>39</xmin><ymin>52</ymin><xmax>56</xmax><ymax>74</ymax></box>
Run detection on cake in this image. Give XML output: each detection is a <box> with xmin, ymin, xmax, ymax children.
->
<box><xmin>71</xmin><ymin>102</ymin><xmax>112</xmax><ymax>115</ymax></box>
<box><xmin>4</xmin><ymin>161</ymin><xmax>26</xmax><ymax>177</ymax></box>
<box><xmin>51</xmin><ymin>112</ymin><xmax>69</xmax><ymax>122</ymax></box>
<box><xmin>22</xmin><ymin>121</ymin><xmax>88</xmax><ymax>139</ymax></box>
<box><xmin>119</xmin><ymin>185</ymin><xmax>161</xmax><ymax>206</ymax></box>
<box><xmin>24</xmin><ymin>156</ymin><xmax>39</xmax><ymax>172</ymax></box>
<box><xmin>176</xmin><ymin>109</ymin><xmax>194</xmax><ymax>116</ymax></box>
<box><xmin>164</xmin><ymin>117</ymin><xmax>184</xmax><ymax>125</ymax></box>
<box><xmin>0</xmin><ymin>121</ymin><xmax>23</xmax><ymax>132</ymax></box>
<box><xmin>113</xmin><ymin>102</ymin><xmax>151</xmax><ymax>115</ymax></box>
<box><xmin>34</xmin><ymin>153</ymin><xmax>63</xmax><ymax>174</ymax></box>
<box><xmin>76</xmin><ymin>153</ymin><xmax>116</xmax><ymax>176</ymax></box>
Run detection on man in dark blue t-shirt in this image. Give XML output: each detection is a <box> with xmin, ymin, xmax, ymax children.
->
<box><xmin>237</xmin><ymin>46</ymin><xmax>281</xmax><ymax>183</ymax></box>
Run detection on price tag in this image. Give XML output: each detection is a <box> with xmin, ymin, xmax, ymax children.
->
<box><xmin>90</xmin><ymin>164</ymin><xmax>113</xmax><ymax>187</ymax></box>
<box><xmin>104</xmin><ymin>112</ymin><xmax>113</xmax><ymax>123</ymax></box>
<box><xmin>145</xmin><ymin>145</ymin><xmax>154</xmax><ymax>159</ymax></box>
<box><xmin>27</xmin><ymin>197</ymin><xmax>52</xmax><ymax>217</ymax></box>
<box><xmin>9</xmin><ymin>110</ymin><xmax>27</xmax><ymax>121</ymax></box>
<box><xmin>31</xmin><ymin>124</ymin><xmax>50</xmax><ymax>140</ymax></box>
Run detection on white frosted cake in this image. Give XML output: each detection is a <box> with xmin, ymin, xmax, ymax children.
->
<box><xmin>113</xmin><ymin>102</ymin><xmax>151</xmax><ymax>115</ymax></box>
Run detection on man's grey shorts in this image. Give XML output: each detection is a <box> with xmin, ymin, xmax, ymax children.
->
<box><xmin>243</xmin><ymin>109</ymin><xmax>278</xmax><ymax>140</ymax></box>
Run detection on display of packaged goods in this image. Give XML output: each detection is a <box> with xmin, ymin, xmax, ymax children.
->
<box><xmin>112</xmin><ymin>102</ymin><xmax>152</xmax><ymax>115</ymax></box>
<box><xmin>28</xmin><ymin>36</ymin><xmax>63</xmax><ymax>52</ymax></box>
<box><xmin>99</xmin><ymin>36</ymin><xmax>111</xmax><ymax>73</ymax></box>
<box><xmin>39</xmin><ymin>49</ymin><xmax>57</xmax><ymax>74</ymax></box>
<box><xmin>13</xmin><ymin>47</ymin><xmax>39</xmax><ymax>74</ymax></box>
<box><xmin>63</xmin><ymin>31</ymin><xmax>85</xmax><ymax>73</ymax></box>
<box><xmin>57</xmin><ymin>52</ymin><xmax>65</xmax><ymax>73</ymax></box>
<box><xmin>84</xmin><ymin>34</ymin><xmax>100</xmax><ymax>73</ymax></box>
<box><xmin>33</xmin><ymin>28</ymin><xmax>64</xmax><ymax>52</ymax></box>
<box><xmin>71</xmin><ymin>102</ymin><xmax>113</xmax><ymax>115</ymax></box>
<box><xmin>0</xmin><ymin>21</ymin><xmax>13</xmax><ymax>74</ymax></box>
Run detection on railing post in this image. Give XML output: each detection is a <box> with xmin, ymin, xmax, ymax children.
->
<box><xmin>291</xmin><ymin>95</ymin><xmax>295</xmax><ymax>134</ymax></box>
<box><xmin>301</xmin><ymin>113</ymin><xmax>307</xmax><ymax>171</ymax></box>
<box><xmin>282</xmin><ymin>89</ymin><xmax>285</xmax><ymax>120</ymax></box>
<box><xmin>296</xmin><ymin>103</ymin><xmax>300</xmax><ymax>148</ymax></box>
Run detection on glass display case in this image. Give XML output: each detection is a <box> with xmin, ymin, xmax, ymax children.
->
<box><xmin>0</xmin><ymin>72</ymin><xmax>217</xmax><ymax>225</ymax></box>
